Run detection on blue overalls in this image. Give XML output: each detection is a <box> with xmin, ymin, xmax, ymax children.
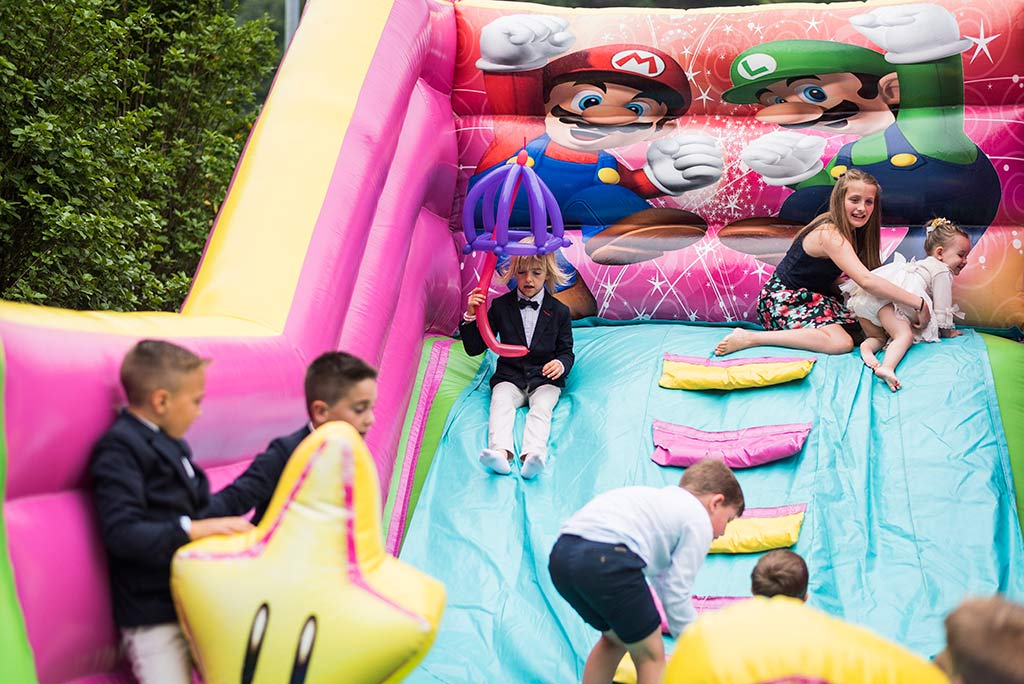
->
<box><xmin>779</xmin><ymin>124</ymin><xmax>1001</xmax><ymax>258</ymax></box>
<box><xmin>469</xmin><ymin>134</ymin><xmax>653</xmax><ymax>241</ymax></box>
<box><xmin>468</xmin><ymin>134</ymin><xmax>657</xmax><ymax>291</ymax></box>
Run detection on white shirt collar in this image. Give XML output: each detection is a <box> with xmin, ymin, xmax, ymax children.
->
<box><xmin>127</xmin><ymin>409</ymin><xmax>159</xmax><ymax>433</ymax></box>
<box><xmin>523</xmin><ymin>289</ymin><xmax>545</xmax><ymax>304</ymax></box>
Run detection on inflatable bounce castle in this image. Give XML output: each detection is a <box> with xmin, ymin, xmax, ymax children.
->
<box><xmin>1</xmin><ymin>0</ymin><xmax>1022</xmax><ymax>681</ymax></box>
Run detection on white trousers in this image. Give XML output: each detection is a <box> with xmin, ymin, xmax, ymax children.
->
<box><xmin>121</xmin><ymin>622</ymin><xmax>193</xmax><ymax>684</ymax></box>
<box><xmin>489</xmin><ymin>382</ymin><xmax>561</xmax><ymax>459</ymax></box>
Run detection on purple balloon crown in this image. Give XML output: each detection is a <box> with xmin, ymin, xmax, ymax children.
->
<box><xmin>462</xmin><ymin>152</ymin><xmax>571</xmax><ymax>256</ymax></box>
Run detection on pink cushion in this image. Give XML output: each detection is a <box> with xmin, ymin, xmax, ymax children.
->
<box><xmin>650</xmin><ymin>586</ymin><xmax>746</xmax><ymax>634</ymax></box>
<box><xmin>651</xmin><ymin>420</ymin><xmax>812</xmax><ymax>468</ymax></box>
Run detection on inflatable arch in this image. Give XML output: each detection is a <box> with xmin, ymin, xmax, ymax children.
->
<box><xmin>1</xmin><ymin>0</ymin><xmax>1022</xmax><ymax>682</ymax></box>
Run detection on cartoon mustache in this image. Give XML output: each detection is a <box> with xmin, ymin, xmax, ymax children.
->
<box><xmin>780</xmin><ymin>100</ymin><xmax>861</xmax><ymax>130</ymax></box>
<box><xmin>550</xmin><ymin>105</ymin><xmax>658</xmax><ymax>136</ymax></box>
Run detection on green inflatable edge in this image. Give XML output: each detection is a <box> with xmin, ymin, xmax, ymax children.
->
<box><xmin>0</xmin><ymin>339</ymin><xmax>40</xmax><ymax>683</ymax></box>
<box><xmin>383</xmin><ymin>336</ymin><xmax>481</xmax><ymax>553</ymax></box>
<box><xmin>982</xmin><ymin>333</ymin><xmax>1024</xmax><ymax>528</ymax></box>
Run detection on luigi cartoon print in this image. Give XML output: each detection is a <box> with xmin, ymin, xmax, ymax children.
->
<box><xmin>469</xmin><ymin>15</ymin><xmax>724</xmax><ymax>317</ymax></box>
<box><xmin>723</xmin><ymin>3</ymin><xmax>1000</xmax><ymax>258</ymax></box>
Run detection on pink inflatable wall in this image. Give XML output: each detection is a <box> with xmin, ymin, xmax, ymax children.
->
<box><xmin>0</xmin><ymin>0</ymin><xmax>462</xmax><ymax>681</ymax></box>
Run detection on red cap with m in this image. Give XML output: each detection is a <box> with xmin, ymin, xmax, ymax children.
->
<box><xmin>543</xmin><ymin>45</ymin><xmax>691</xmax><ymax>117</ymax></box>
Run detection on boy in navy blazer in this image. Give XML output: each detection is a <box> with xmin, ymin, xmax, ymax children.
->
<box><xmin>90</xmin><ymin>340</ymin><xmax>253</xmax><ymax>684</ymax></box>
<box><xmin>207</xmin><ymin>351</ymin><xmax>378</xmax><ymax>524</ymax></box>
<box><xmin>460</xmin><ymin>250</ymin><xmax>574</xmax><ymax>478</ymax></box>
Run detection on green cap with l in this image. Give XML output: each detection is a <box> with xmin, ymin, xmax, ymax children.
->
<box><xmin>723</xmin><ymin>40</ymin><xmax>892</xmax><ymax>104</ymax></box>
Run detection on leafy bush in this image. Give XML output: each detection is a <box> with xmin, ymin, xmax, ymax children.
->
<box><xmin>0</xmin><ymin>0</ymin><xmax>276</xmax><ymax>311</ymax></box>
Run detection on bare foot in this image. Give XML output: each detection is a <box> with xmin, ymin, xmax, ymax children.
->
<box><xmin>714</xmin><ymin>328</ymin><xmax>755</xmax><ymax>356</ymax></box>
<box><xmin>873</xmin><ymin>366</ymin><xmax>901</xmax><ymax>391</ymax></box>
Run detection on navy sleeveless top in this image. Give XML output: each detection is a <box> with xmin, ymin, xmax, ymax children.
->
<box><xmin>773</xmin><ymin>230</ymin><xmax>842</xmax><ymax>294</ymax></box>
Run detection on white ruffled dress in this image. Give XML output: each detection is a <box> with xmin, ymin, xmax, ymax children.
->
<box><xmin>840</xmin><ymin>255</ymin><xmax>963</xmax><ymax>343</ymax></box>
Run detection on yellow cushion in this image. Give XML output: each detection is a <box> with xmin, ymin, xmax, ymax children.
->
<box><xmin>709</xmin><ymin>504</ymin><xmax>805</xmax><ymax>554</ymax></box>
<box><xmin>171</xmin><ymin>422</ymin><xmax>445</xmax><ymax>684</ymax></box>
<box><xmin>665</xmin><ymin>596</ymin><xmax>949</xmax><ymax>684</ymax></box>
<box><xmin>659</xmin><ymin>354</ymin><xmax>815</xmax><ymax>390</ymax></box>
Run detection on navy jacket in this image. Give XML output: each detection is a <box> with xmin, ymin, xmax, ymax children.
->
<box><xmin>205</xmin><ymin>425</ymin><xmax>311</xmax><ymax>524</ymax></box>
<box><xmin>459</xmin><ymin>289</ymin><xmax>574</xmax><ymax>391</ymax></box>
<box><xmin>89</xmin><ymin>411</ymin><xmax>211</xmax><ymax>628</ymax></box>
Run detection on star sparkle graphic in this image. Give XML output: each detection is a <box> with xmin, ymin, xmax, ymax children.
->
<box><xmin>966</xmin><ymin>20</ymin><xmax>1001</xmax><ymax>64</ymax></box>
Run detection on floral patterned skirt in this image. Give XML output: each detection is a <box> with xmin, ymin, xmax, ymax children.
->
<box><xmin>756</xmin><ymin>274</ymin><xmax>857</xmax><ymax>330</ymax></box>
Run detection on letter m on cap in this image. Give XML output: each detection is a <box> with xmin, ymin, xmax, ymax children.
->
<box><xmin>612</xmin><ymin>50</ymin><xmax>665</xmax><ymax>78</ymax></box>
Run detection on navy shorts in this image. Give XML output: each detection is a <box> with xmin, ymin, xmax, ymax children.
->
<box><xmin>548</xmin><ymin>534</ymin><xmax>661</xmax><ymax>644</ymax></box>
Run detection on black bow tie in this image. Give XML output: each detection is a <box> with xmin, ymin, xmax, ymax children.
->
<box><xmin>518</xmin><ymin>298</ymin><xmax>538</xmax><ymax>310</ymax></box>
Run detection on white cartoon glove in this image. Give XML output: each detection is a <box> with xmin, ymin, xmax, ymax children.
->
<box><xmin>476</xmin><ymin>15</ymin><xmax>575</xmax><ymax>72</ymax></box>
<box><xmin>851</xmin><ymin>4</ymin><xmax>971</xmax><ymax>65</ymax></box>
<box><xmin>740</xmin><ymin>131</ymin><xmax>826</xmax><ymax>186</ymax></box>
<box><xmin>643</xmin><ymin>134</ymin><xmax>723</xmax><ymax>195</ymax></box>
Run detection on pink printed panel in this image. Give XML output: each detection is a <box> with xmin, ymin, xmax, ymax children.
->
<box><xmin>453</xmin><ymin>0</ymin><xmax>1024</xmax><ymax>330</ymax></box>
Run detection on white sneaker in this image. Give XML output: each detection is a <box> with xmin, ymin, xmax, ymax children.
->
<box><xmin>520</xmin><ymin>453</ymin><xmax>546</xmax><ymax>480</ymax></box>
<box><xmin>480</xmin><ymin>448</ymin><xmax>512</xmax><ymax>475</ymax></box>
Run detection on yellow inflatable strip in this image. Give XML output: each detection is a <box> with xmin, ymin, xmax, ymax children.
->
<box><xmin>709</xmin><ymin>504</ymin><xmax>805</xmax><ymax>554</ymax></box>
<box><xmin>659</xmin><ymin>354</ymin><xmax>815</xmax><ymax>391</ymax></box>
<box><xmin>182</xmin><ymin>0</ymin><xmax>396</xmax><ymax>328</ymax></box>
<box><xmin>0</xmin><ymin>301</ymin><xmax>276</xmax><ymax>337</ymax></box>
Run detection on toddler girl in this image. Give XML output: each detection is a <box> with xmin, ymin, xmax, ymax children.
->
<box><xmin>843</xmin><ymin>218</ymin><xmax>969</xmax><ymax>391</ymax></box>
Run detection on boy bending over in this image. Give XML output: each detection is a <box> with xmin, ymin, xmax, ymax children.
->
<box><xmin>548</xmin><ymin>458</ymin><xmax>744</xmax><ymax>684</ymax></box>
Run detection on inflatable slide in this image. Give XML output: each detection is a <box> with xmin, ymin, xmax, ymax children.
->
<box><xmin>1</xmin><ymin>0</ymin><xmax>1022</xmax><ymax>681</ymax></box>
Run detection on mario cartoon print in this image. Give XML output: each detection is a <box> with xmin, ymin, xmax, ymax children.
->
<box><xmin>470</xmin><ymin>15</ymin><xmax>723</xmax><ymax>317</ymax></box>
<box><xmin>721</xmin><ymin>3</ymin><xmax>1000</xmax><ymax>259</ymax></box>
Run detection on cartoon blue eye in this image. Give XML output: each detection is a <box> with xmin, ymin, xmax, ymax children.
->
<box><xmin>571</xmin><ymin>90</ymin><xmax>604</xmax><ymax>110</ymax></box>
<box><xmin>626</xmin><ymin>102</ymin><xmax>651</xmax><ymax>117</ymax></box>
<box><xmin>797</xmin><ymin>85</ymin><xmax>828</xmax><ymax>103</ymax></box>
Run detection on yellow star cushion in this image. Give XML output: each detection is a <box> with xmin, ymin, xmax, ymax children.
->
<box><xmin>665</xmin><ymin>596</ymin><xmax>949</xmax><ymax>684</ymax></box>
<box><xmin>659</xmin><ymin>354</ymin><xmax>816</xmax><ymax>391</ymax></box>
<box><xmin>171</xmin><ymin>422</ymin><xmax>445</xmax><ymax>684</ymax></box>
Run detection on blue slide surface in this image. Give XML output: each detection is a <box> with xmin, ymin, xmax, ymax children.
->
<box><xmin>400</xmin><ymin>322</ymin><xmax>1024</xmax><ymax>683</ymax></box>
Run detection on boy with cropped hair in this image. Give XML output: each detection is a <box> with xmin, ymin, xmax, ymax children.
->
<box><xmin>208</xmin><ymin>350</ymin><xmax>378</xmax><ymax>524</ymax></box>
<box><xmin>90</xmin><ymin>340</ymin><xmax>254</xmax><ymax>684</ymax></box>
<box><xmin>943</xmin><ymin>595</ymin><xmax>1024</xmax><ymax>684</ymax></box>
<box><xmin>548</xmin><ymin>458</ymin><xmax>744</xmax><ymax>684</ymax></box>
<box><xmin>751</xmin><ymin>549</ymin><xmax>808</xmax><ymax>601</ymax></box>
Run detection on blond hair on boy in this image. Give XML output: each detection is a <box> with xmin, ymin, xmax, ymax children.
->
<box><xmin>120</xmin><ymin>339</ymin><xmax>207</xmax><ymax>406</ymax></box>
<box><xmin>499</xmin><ymin>250</ymin><xmax>570</xmax><ymax>293</ymax></box>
